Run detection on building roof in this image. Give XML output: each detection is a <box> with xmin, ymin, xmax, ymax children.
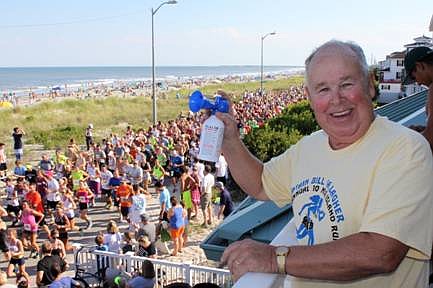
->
<box><xmin>201</xmin><ymin>89</ymin><xmax>429</xmax><ymax>262</ymax></box>
<box><xmin>404</xmin><ymin>35</ymin><xmax>433</xmax><ymax>48</ymax></box>
<box><xmin>414</xmin><ymin>35</ymin><xmax>432</xmax><ymax>42</ymax></box>
<box><xmin>405</xmin><ymin>42</ymin><xmax>433</xmax><ymax>48</ymax></box>
<box><xmin>387</xmin><ymin>51</ymin><xmax>405</xmax><ymax>59</ymax></box>
<box><xmin>375</xmin><ymin>89</ymin><xmax>427</xmax><ymax>124</ymax></box>
<box><xmin>200</xmin><ymin>197</ymin><xmax>292</xmax><ymax>261</ymax></box>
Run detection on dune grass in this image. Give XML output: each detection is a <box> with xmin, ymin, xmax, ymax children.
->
<box><xmin>0</xmin><ymin>75</ymin><xmax>304</xmax><ymax>149</ymax></box>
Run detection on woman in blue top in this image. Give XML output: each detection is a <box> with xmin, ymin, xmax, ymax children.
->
<box><xmin>167</xmin><ymin>196</ymin><xmax>186</xmax><ymax>256</ymax></box>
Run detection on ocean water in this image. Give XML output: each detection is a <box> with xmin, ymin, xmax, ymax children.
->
<box><xmin>0</xmin><ymin>65</ymin><xmax>302</xmax><ymax>93</ymax></box>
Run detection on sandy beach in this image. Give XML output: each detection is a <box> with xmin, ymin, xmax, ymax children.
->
<box><xmin>1</xmin><ymin>69</ymin><xmax>303</xmax><ymax>108</ymax></box>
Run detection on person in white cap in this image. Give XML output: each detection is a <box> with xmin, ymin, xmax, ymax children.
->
<box><xmin>214</xmin><ymin>181</ymin><xmax>234</xmax><ymax>219</ymax></box>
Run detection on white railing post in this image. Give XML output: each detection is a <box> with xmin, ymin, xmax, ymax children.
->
<box><xmin>183</xmin><ymin>263</ymin><xmax>192</xmax><ymax>285</ymax></box>
<box><xmin>124</xmin><ymin>253</ymin><xmax>132</xmax><ymax>273</ymax></box>
<box><xmin>89</xmin><ymin>250</ymin><xmax>232</xmax><ymax>287</ymax></box>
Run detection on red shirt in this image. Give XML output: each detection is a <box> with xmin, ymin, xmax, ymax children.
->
<box><xmin>116</xmin><ymin>184</ymin><xmax>132</xmax><ymax>207</ymax></box>
<box><xmin>25</xmin><ymin>190</ymin><xmax>44</xmax><ymax>213</ymax></box>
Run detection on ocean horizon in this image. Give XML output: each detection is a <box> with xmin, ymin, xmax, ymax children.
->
<box><xmin>0</xmin><ymin>65</ymin><xmax>303</xmax><ymax>93</ymax></box>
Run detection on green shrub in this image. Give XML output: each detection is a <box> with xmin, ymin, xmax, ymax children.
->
<box><xmin>30</xmin><ymin>126</ymin><xmax>83</xmax><ymax>149</ymax></box>
<box><xmin>243</xmin><ymin>100</ymin><xmax>319</xmax><ymax>162</ymax></box>
<box><xmin>268</xmin><ymin>100</ymin><xmax>319</xmax><ymax>135</ymax></box>
<box><xmin>243</xmin><ymin>128</ymin><xmax>303</xmax><ymax>162</ymax></box>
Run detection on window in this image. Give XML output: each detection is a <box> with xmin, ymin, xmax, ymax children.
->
<box><xmin>381</xmin><ymin>85</ymin><xmax>391</xmax><ymax>90</ymax></box>
<box><xmin>396</xmin><ymin>72</ymin><xmax>402</xmax><ymax>79</ymax></box>
<box><xmin>396</xmin><ymin>60</ymin><xmax>404</xmax><ymax>66</ymax></box>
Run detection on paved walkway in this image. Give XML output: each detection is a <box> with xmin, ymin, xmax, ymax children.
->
<box><xmin>0</xmin><ymin>145</ymin><xmax>221</xmax><ymax>286</ymax></box>
<box><xmin>0</xmin><ymin>185</ymin><xmax>219</xmax><ymax>287</ymax></box>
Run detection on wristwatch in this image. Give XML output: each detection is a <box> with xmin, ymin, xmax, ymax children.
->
<box><xmin>275</xmin><ymin>246</ymin><xmax>290</xmax><ymax>274</ymax></box>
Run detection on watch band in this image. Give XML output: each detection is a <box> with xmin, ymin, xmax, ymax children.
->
<box><xmin>276</xmin><ymin>246</ymin><xmax>290</xmax><ymax>274</ymax></box>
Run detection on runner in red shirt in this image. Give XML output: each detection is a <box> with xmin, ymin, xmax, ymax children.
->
<box><xmin>25</xmin><ymin>183</ymin><xmax>44</xmax><ymax>214</ymax></box>
<box><xmin>76</xmin><ymin>181</ymin><xmax>94</xmax><ymax>229</ymax></box>
<box><xmin>116</xmin><ymin>180</ymin><xmax>132</xmax><ymax>223</ymax></box>
<box><xmin>25</xmin><ymin>183</ymin><xmax>50</xmax><ymax>236</ymax></box>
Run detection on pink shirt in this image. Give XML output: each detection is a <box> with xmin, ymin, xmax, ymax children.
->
<box><xmin>21</xmin><ymin>209</ymin><xmax>38</xmax><ymax>232</ymax></box>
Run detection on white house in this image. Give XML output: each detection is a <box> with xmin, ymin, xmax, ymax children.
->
<box><xmin>377</xmin><ymin>35</ymin><xmax>432</xmax><ymax>103</ymax></box>
<box><xmin>377</xmin><ymin>51</ymin><xmax>405</xmax><ymax>103</ymax></box>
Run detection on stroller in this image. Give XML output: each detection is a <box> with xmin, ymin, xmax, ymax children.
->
<box><xmin>73</xmin><ymin>244</ymin><xmax>107</xmax><ymax>288</ymax></box>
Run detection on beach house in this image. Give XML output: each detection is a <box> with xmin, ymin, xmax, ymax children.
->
<box><xmin>377</xmin><ymin>50</ymin><xmax>405</xmax><ymax>104</ymax></box>
<box><xmin>377</xmin><ymin>35</ymin><xmax>433</xmax><ymax>104</ymax></box>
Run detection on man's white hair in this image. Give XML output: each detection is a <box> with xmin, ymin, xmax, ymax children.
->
<box><xmin>304</xmin><ymin>40</ymin><xmax>370</xmax><ymax>89</ymax></box>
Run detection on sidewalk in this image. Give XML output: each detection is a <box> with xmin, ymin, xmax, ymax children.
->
<box><xmin>0</xmin><ymin>185</ymin><xmax>219</xmax><ymax>286</ymax></box>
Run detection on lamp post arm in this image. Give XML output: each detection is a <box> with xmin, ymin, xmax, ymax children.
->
<box><xmin>151</xmin><ymin>0</ymin><xmax>177</xmax><ymax>125</ymax></box>
<box><xmin>153</xmin><ymin>1</ymin><xmax>170</xmax><ymax>15</ymax></box>
<box><xmin>259</xmin><ymin>31</ymin><xmax>276</xmax><ymax>96</ymax></box>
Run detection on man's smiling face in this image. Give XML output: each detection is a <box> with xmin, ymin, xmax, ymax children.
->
<box><xmin>305</xmin><ymin>45</ymin><xmax>375</xmax><ymax>150</ymax></box>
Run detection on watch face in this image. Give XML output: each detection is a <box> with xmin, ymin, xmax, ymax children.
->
<box><xmin>276</xmin><ymin>246</ymin><xmax>289</xmax><ymax>255</ymax></box>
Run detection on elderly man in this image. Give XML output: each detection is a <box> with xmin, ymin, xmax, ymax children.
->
<box><xmin>137</xmin><ymin>213</ymin><xmax>156</xmax><ymax>242</ymax></box>
<box><xmin>218</xmin><ymin>40</ymin><xmax>433</xmax><ymax>287</ymax></box>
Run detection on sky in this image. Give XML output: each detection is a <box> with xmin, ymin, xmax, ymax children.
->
<box><xmin>0</xmin><ymin>0</ymin><xmax>432</xmax><ymax>67</ymax></box>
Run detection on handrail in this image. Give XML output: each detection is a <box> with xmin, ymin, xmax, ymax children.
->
<box><xmin>75</xmin><ymin>248</ymin><xmax>232</xmax><ymax>287</ymax></box>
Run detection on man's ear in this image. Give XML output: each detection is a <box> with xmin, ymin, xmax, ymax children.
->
<box><xmin>368</xmin><ymin>71</ymin><xmax>376</xmax><ymax>100</ymax></box>
<box><xmin>304</xmin><ymin>86</ymin><xmax>312</xmax><ymax>105</ymax></box>
<box><xmin>417</xmin><ymin>62</ymin><xmax>427</xmax><ymax>72</ymax></box>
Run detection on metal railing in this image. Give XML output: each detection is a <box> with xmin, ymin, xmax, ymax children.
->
<box><xmin>75</xmin><ymin>248</ymin><xmax>232</xmax><ymax>287</ymax></box>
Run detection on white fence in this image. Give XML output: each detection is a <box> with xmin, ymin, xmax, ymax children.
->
<box><xmin>74</xmin><ymin>247</ymin><xmax>232</xmax><ymax>287</ymax></box>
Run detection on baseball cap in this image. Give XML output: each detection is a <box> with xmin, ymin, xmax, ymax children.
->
<box><xmin>140</xmin><ymin>213</ymin><xmax>150</xmax><ymax>221</ymax></box>
<box><xmin>403</xmin><ymin>46</ymin><xmax>433</xmax><ymax>84</ymax></box>
<box><xmin>214</xmin><ymin>181</ymin><xmax>224</xmax><ymax>189</ymax></box>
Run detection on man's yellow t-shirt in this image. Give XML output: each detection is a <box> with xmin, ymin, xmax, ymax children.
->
<box><xmin>263</xmin><ymin>117</ymin><xmax>433</xmax><ymax>287</ymax></box>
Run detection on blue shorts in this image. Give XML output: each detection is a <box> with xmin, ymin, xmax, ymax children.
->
<box><xmin>10</xmin><ymin>257</ymin><xmax>25</xmax><ymax>266</ymax></box>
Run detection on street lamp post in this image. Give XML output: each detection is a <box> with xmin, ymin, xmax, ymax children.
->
<box><xmin>151</xmin><ymin>0</ymin><xmax>177</xmax><ymax>126</ymax></box>
<box><xmin>260</xmin><ymin>31</ymin><xmax>276</xmax><ymax>96</ymax></box>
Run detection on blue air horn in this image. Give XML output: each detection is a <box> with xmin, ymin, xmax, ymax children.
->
<box><xmin>189</xmin><ymin>90</ymin><xmax>228</xmax><ymax>162</ymax></box>
<box><xmin>189</xmin><ymin>90</ymin><xmax>229</xmax><ymax>114</ymax></box>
